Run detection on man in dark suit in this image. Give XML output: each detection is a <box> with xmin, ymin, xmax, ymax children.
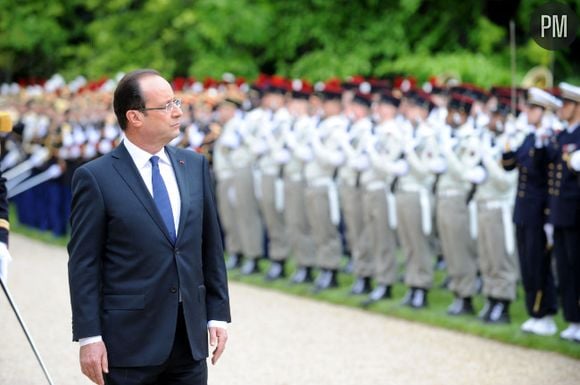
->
<box><xmin>68</xmin><ymin>69</ymin><xmax>231</xmax><ymax>385</ymax></box>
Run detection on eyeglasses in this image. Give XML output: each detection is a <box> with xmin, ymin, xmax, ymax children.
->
<box><xmin>141</xmin><ymin>98</ymin><xmax>182</xmax><ymax>113</ymax></box>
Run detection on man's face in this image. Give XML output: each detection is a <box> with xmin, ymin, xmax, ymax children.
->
<box><xmin>351</xmin><ymin>103</ymin><xmax>369</xmax><ymax>121</ymax></box>
<box><xmin>527</xmin><ymin>105</ymin><xmax>544</xmax><ymax>126</ymax></box>
<box><xmin>558</xmin><ymin>100</ymin><xmax>576</xmax><ymax>122</ymax></box>
<box><xmin>217</xmin><ymin>103</ymin><xmax>236</xmax><ymax>124</ymax></box>
<box><xmin>322</xmin><ymin>99</ymin><xmax>342</xmax><ymax>117</ymax></box>
<box><xmin>138</xmin><ymin>75</ymin><xmax>182</xmax><ymax>146</ymax></box>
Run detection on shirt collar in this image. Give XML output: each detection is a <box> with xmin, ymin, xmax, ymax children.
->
<box><xmin>123</xmin><ymin>136</ymin><xmax>171</xmax><ymax>169</ymax></box>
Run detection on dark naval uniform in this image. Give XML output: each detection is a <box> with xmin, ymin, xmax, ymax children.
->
<box><xmin>502</xmin><ymin>133</ymin><xmax>557</xmax><ymax>319</ymax></box>
<box><xmin>542</xmin><ymin>123</ymin><xmax>580</xmax><ymax>325</ymax></box>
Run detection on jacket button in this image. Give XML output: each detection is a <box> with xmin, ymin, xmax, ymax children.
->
<box><xmin>170</xmin><ymin>287</ymin><xmax>177</xmax><ymax>294</ymax></box>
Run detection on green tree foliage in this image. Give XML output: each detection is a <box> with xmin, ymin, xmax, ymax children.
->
<box><xmin>0</xmin><ymin>0</ymin><xmax>577</xmax><ymax>85</ymax></box>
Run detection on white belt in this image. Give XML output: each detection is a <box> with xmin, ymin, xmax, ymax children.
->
<box><xmin>217</xmin><ymin>171</ymin><xmax>234</xmax><ymax>180</ymax></box>
<box><xmin>309</xmin><ymin>177</ymin><xmax>340</xmax><ymax>225</ymax></box>
<box><xmin>365</xmin><ymin>180</ymin><xmax>386</xmax><ymax>191</ymax></box>
<box><xmin>399</xmin><ymin>185</ymin><xmax>423</xmax><ymax>193</ymax></box>
<box><xmin>475</xmin><ymin>199</ymin><xmax>515</xmax><ymax>255</ymax></box>
<box><xmin>480</xmin><ymin>200</ymin><xmax>507</xmax><ymax>210</ymax></box>
<box><xmin>309</xmin><ymin>177</ymin><xmax>333</xmax><ymax>188</ymax></box>
<box><xmin>397</xmin><ymin>188</ymin><xmax>432</xmax><ymax>235</ymax></box>
<box><xmin>287</xmin><ymin>174</ymin><xmax>303</xmax><ymax>182</ymax></box>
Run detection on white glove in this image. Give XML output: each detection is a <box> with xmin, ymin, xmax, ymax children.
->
<box><xmin>544</xmin><ymin>223</ymin><xmax>554</xmax><ymax>248</ymax></box>
<box><xmin>403</xmin><ymin>138</ymin><xmax>418</xmax><ymax>154</ymax></box>
<box><xmin>0</xmin><ymin>242</ymin><xmax>12</xmax><ymax>282</ymax></box>
<box><xmin>188</xmin><ymin>128</ymin><xmax>205</xmax><ymax>148</ymax></box>
<box><xmin>391</xmin><ymin>159</ymin><xmax>410</xmax><ymax>176</ymax></box>
<box><xmin>465</xmin><ymin>166</ymin><xmax>487</xmax><ymax>184</ymax></box>
<box><xmin>429</xmin><ymin>157</ymin><xmax>447</xmax><ymax>174</ymax></box>
<box><xmin>273</xmin><ymin>149</ymin><xmax>291</xmax><ymax>164</ymax></box>
<box><xmin>569</xmin><ymin>150</ymin><xmax>580</xmax><ymax>172</ymax></box>
<box><xmin>295</xmin><ymin>146</ymin><xmax>314</xmax><ymax>162</ymax></box>
<box><xmin>250</xmin><ymin>139</ymin><xmax>268</xmax><ymax>155</ymax></box>
<box><xmin>352</xmin><ymin>154</ymin><xmax>370</xmax><ymax>171</ymax></box>
<box><xmin>534</xmin><ymin>127</ymin><xmax>550</xmax><ymax>148</ymax></box>
<box><xmin>221</xmin><ymin>132</ymin><xmax>240</xmax><ymax>149</ymax></box>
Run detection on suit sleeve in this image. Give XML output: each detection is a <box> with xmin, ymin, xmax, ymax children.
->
<box><xmin>67</xmin><ymin>166</ymin><xmax>107</xmax><ymax>341</ymax></box>
<box><xmin>200</xmin><ymin>156</ymin><xmax>231</xmax><ymax>323</ymax></box>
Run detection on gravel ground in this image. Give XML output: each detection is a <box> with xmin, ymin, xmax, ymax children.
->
<box><xmin>1</xmin><ymin>233</ymin><xmax>579</xmax><ymax>385</ymax></box>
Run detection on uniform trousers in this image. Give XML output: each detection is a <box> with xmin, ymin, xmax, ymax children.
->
<box><xmin>477</xmin><ymin>204</ymin><xmax>518</xmax><ymax>301</ymax></box>
<box><xmin>304</xmin><ymin>184</ymin><xmax>342</xmax><ymax>270</ymax></box>
<box><xmin>216</xmin><ymin>177</ymin><xmax>242</xmax><ymax>256</ymax></box>
<box><xmin>436</xmin><ymin>194</ymin><xmax>478</xmax><ymax>298</ymax></box>
<box><xmin>396</xmin><ymin>191</ymin><xmax>434</xmax><ymax>289</ymax></box>
<box><xmin>284</xmin><ymin>177</ymin><xmax>316</xmax><ymax>267</ymax></box>
<box><xmin>553</xmin><ymin>226</ymin><xmax>580</xmax><ymax>322</ymax></box>
<box><xmin>259</xmin><ymin>174</ymin><xmax>289</xmax><ymax>261</ymax></box>
<box><xmin>361</xmin><ymin>187</ymin><xmax>398</xmax><ymax>285</ymax></box>
<box><xmin>232</xmin><ymin>166</ymin><xmax>263</xmax><ymax>259</ymax></box>
<box><xmin>516</xmin><ymin>224</ymin><xmax>557</xmax><ymax>318</ymax></box>
<box><xmin>339</xmin><ymin>183</ymin><xmax>369</xmax><ymax>277</ymax></box>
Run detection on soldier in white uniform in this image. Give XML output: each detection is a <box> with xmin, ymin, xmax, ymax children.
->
<box><xmin>394</xmin><ymin>91</ymin><xmax>437</xmax><ymax>308</ymax></box>
<box><xmin>464</xmin><ymin>120</ymin><xmax>521</xmax><ymax>324</ymax></box>
<box><xmin>255</xmin><ymin>79</ymin><xmax>292</xmax><ymax>280</ymax></box>
<box><xmin>337</xmin><ymin>91</ymin><xmax>374</xmax><ymax>294</ymax></box>
<box><xmin>361</xmin><ymin>91</ymin><xmax>402</xmax><ymax>304</ymax></box>
<box><xmin>430</xmin><ymin>94</ymin><xmax>479</xmax><ymax>315</ymax></box>
<box><xmin>224</xmin><ymin>90</ymin><xmax>266</xmax><ymax>275</ymax></box>
<box><xmin>283</xmin><ymin>80</ymin><xmax>318</xmax><ymax>283</ymax></box>
<box><xmin>303</xmin><ymin>82</ymin><xmax>349</xmax><ymax>292</ymax></box>
<box><xmin>213</xmin><ymin>98</ymin><xmax>245</xmax><ymax>269</ymax></box>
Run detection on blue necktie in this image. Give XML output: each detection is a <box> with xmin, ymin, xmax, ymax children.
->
<box><xmin>150</xmin><ymin>156</ymin><xmax>176</xmax><ymax>242</ymax></box>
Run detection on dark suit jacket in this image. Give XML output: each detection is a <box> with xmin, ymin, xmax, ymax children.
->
<box><xmin>67</xmin><ymin>142</ymin><xmax>230</xmax><ymax>367</ymax></box>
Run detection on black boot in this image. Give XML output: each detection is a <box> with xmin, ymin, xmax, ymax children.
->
<box><xmin>479</xmin><ymin>298</ymin><xmax>495</xmax><ymax>321</ymax></box>
<box><xmin>447</xmin><ymin>296</ymin><xmax>475</xmax><ymax>316</ymax></box>
<box><xmin>410</xmin><ymin>288</ymin><xmax>428</xmax><ymax>309</ymax></box>
<box><xmin>313</xmin><ymin>269</ymin><xmax>338</xmax><ymax>293</ymax></box>
<box><xmin>291</xmin><ymin>266</ymin><xmax>313</xmax><ymax>284</ymax></box>
<box><xmin>350</xmin><ymin>276</ymin><xmax>373</xmax><ymax>295</ymax></box>
<box><xmin>361</xmin><ymin>285</ymin><xmax>392</xmax><ymax>307</ymax></box>
<box><xmin>241</xmin><ymin>259</ymin><xmax>260</xmax><ymax>275</ymax></box>
<box><xmin>485</xmin><ymin>299</ymin><xmax>511</xmax><ymax>324</ymax></box>
<box><xmin>226</xmin><ymin>253</ymin><xmax>243</xmax><ymax>270</ymax></box>
<box><xmin>265</xmin><ymin>260</ymin><xmax>285</xmax><ymax>281</ymax></box>
<box><xmin>401</xmin><ymin>288</ymin><xmax>415</xmax><ymax>306</ymax></box>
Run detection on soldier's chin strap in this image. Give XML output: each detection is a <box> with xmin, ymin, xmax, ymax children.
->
<box><xmin>0</xmin><ymin>277</ymin><xmax>56</xmax><ymax>385</ymax></box>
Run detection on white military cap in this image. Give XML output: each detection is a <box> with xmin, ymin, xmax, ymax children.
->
<box><xmin>528</xmin><ymin>87</ymin><xmax>563</xmax><ymax>110</ymax></box>
<box><xmin>559</xmin><ymin>82</ymin><xmax>580</xmax><ymax>103</ymax></box>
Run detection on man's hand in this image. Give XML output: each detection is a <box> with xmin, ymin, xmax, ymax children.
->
<box><xmin>209</xmin><ymin>327</ymin><xmax>228</xmax><ymax>365</ymax></box>
<box><xmin>80</xmin><ymin>341</ymin><xmax>108</xmax><ymax>385</ymax></box>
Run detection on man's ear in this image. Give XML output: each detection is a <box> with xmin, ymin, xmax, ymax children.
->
<box><xmin>126</xmin><ymin>110</ymin><xmax>143</xmax><ymax>127</ymax></box>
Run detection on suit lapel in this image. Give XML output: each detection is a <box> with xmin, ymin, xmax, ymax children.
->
<box><xmin>166</xmin><ymin>146</ymin><xmax>190</xmax><ymax>242</ymax></box>
<box><xmin>111</xmin><ymin>143</ymin><xmax>175</xmax><ymax>244</ymax></box>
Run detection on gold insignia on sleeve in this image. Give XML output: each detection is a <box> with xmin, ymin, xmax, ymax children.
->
<box><xmin>0</xmin><ymin>219</ymin><xmax>10</xmax><ymax>231</ymax></box>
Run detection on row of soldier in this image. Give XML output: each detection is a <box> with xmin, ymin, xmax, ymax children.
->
<box><xmin>211</xmin><ymin>76</ymin><xmax>580</xmax><ymax>343</ymax></box>
<box><xmin>1</xmin><ymin>74</ymin><xmax>579</xmax><ymax>343</ymax></box>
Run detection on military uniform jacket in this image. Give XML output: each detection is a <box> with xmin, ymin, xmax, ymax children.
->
<box><xmin>502</xmin><ymin>133</ymin><xmax>549</xmax><ymax>226</ymax></box>
<box><xmin>541</xmin><ymin>123</ymin><xmax>580</xmax><ymax>226</ymax></box>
